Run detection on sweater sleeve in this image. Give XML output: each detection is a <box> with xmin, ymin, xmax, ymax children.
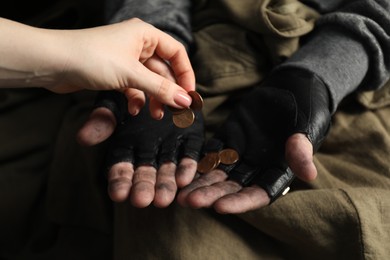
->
<box><xmin>276</xmin><ymin>0</ymin><xmax>390</xmax><ymax>112</ymax></box>
<box><xmin>105</xmin><ymin>0</ymin><xmax>193</xmax><ymax>49</ymax></box>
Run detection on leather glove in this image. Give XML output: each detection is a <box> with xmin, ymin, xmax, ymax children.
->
<box><xmin>206</xmin><ymin>68</ymin><xmax>331</xmax><ymax>203</ymax></box>
<box><xmin>95</xmin><ymin>91</ymin><xmax>204</xmax><ymax>170</ymax></box>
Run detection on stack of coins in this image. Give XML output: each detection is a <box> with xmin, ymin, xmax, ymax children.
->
<box><xmin>197</xmin><ymin>148</ymin><xmax>239</xmax><ymax>174</ymax></box>
<box><xmin>169</xmin><ymin>91</ymin><xmax>203</xmax><ymax>128</ymax></box>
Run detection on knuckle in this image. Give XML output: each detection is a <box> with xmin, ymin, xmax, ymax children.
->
<box><xmin>157</xmin><ymin>77</ymin><xmax>173</xmax><ymax>101</ymax></box>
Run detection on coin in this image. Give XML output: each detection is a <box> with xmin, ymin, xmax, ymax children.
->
<box><xmin>172</xmin><ymin>108</ymin><xmax>195</xmax><ymax>128</ymax></box>
<box><xmin>169</xmin><ymin>91</ymin><xmax>203</xmax><ymax>128</ymax></box>
<box><xmin>197</xmin><ymin>152</ymin><xmax>221</xmax><ymax>174</ymax></box>
<box><xmin>219</xmin><ymin>148</ymin><xmax>239</xmax><ymax>164</ymax></box>
<box><xmin>167</xmin><ymin>106</ymin><xmax>185</xmax><ymax>115</ymax></box>
<box><xmin>188</xmin><ymin>91</ymin><xmax>203</xmax><ymax>111</ymax></box>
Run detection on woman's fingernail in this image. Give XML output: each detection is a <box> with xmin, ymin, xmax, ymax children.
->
<box><xmin>129</xmin><ymin>107</ymin><xmax>139</xmax><ymax>116</ymax></box>
<box><xmin>174</xmin><ymin>92</ymin><xmax>192</xmax><ymax>107</ymax></box>
<box><xmin>158</xmin><ymin>111</ymin><xmax>164</xmax><ymax>120</ymax></box>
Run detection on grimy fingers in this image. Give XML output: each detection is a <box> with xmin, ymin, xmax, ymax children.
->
<box><xmin>77</xmin><ymin>107</ymin><xmax>116</xmax><ymax>146</ymax></box>
<box><xmin>107</xmin><ymin>162</ymin><xmax>135</xmax><ymax>202</ymax></box>
<box><xmin>213</xmin><ymin>186</ymin><xmax>270</xmax><ymax>214</ymax></box>
<box><xmin>130</xmin><ymin>165</ymin><xmax>157</xmax><ymax>208</ymax></box>
<box><xmin>154</xmin><ymin>162</ymin><xmax>178</xmax><ymax>208</ymax></box>
<box><xmin>285</xmin><ymin>133</ymin><xmax>317</xmax><ymax>182</ymax></box>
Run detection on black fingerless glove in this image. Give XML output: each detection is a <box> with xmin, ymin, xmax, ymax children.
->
<box><xmin>207</xmin><ymin>68</ymin><xmax>331</xmax><ymax>203</ymax></box>
<box><xmin>95</xmin><ymin>91</ymin><xmax>204</xmax><ymax>169</ymax></box>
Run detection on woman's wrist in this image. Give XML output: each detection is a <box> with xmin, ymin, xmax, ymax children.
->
<box><xmin>0</xmin><ymin>18</ymin><xmax>73</xmax><ymax>90</ymax></box>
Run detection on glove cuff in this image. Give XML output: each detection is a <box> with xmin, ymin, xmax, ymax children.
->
<box><xmin>275</xmin><ymin>26</ymin><xmax>370</xmax><ymax>113</ymax></box>
<box><xmin>264</xmin><ymin>68</ymin><xmax>332</xmax><ymax>151</ymax></box>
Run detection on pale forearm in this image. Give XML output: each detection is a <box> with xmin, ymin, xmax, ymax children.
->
<box><xmin>0</xmin><ymin>17</ymin><xmax>195</xmax><ymax>110</ymax></box>
<box><xmin>0</xmin><ymin>18</ymin><xmax>72</xmax><ymax>88</ymax></box>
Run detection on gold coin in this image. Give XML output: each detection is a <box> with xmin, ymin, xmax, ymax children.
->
<box><xmin>197</xmin><ymin>152</ymin><xmax>221</xmax><ymax>174</ymax></box>
<box><xmin>188</xmin><ymin>91</ymin><xmax>204</xmax><ymax>111</ymax></box>
<box><xmin>219</xmin><ymin>148</ymin><xmax>239</xmax><ymax>165</ymax></box>
<box><xmin>172</xmin><ymin>108</ymin><xmax>195</xmax><ymax>128</ymax></box>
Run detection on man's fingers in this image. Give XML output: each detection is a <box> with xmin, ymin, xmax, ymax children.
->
<box><xmin>107</xmin><ymin>162</ymin><xmax>135</xmax><ymax>202</ymax></box>
<box><xmin>175</xmin><ymin>158</ymin><xmax>198</xmax><ymax>188</ymax></box>
<box><xmin>130</xmin><ymin>165</ymin><xmax>157</xmax><ymax>208</ymax></box>
<box><xmin>185</xmin><ymin>180</ymin><xmax>242</xmax><ymax>209</ymax></box>
<box><xmin>154</xmin><ymin>158</ymin><xmax>199</xmax><ymax>208</ymax></box>
<box><xmin>213</xmin><ymin>186</ymin><xmax>270</xmax><ymax>214</ymax></box>
<box><xmin>154</xmin><ymin>162</ymin><xmax>177</xmax><ymax>208</ymax></box>
<box><xmin>177</xmin><ymin>169</ymin><xmax>228</xmax><ymax>207</ymax></box>
<box><xmin>77</xmin><ymin>107</ymin><xmax>116</xmax><ymax>146</ymax></box>
<box><xmin>285</xmin><ymin>133</ymin><xmax>317</xmax><ymax>182</ymax></box>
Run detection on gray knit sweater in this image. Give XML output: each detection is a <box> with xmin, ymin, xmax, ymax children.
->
<box><xmin>108</xmin><ymin>0</ymin><xmax>390</xmax><ymax>112</ymax></box>
<box><xmin>106</xmin><ymin>0</ymin><xmax>192</xmax><ymax>49</ymax></box>
<box><xmin>280</xmin><ymin>0</ymin><xmax>390</xmax><ymax>112</ymax></box>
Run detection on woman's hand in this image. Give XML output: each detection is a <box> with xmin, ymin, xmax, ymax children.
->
<box><xmin>0</xmin><ymin>18</ymin><xmax>194</xmax><ymax>110</ymax></box>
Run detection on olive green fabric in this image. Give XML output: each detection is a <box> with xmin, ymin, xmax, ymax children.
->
<box><xmin>1</xmin><ymin>0</ymin><xmax>389</xmax><ymax>259</ymax></box>
<box><xmin>113</xmin><ymin>203</ymin><xmax>286</xmax><ymax>260</ymax></box>
<box><xmin>113</xmin><ymin>0</ymin><xmax>390</xmax><ymax>259</ymax></box>
<box><xmin>113</xmin><ymin>99</ymin><xmax>390</xmax><ymax>258</ymax></box>
<box><xmin>114</xmin><ymin>52</ymin><xmax>390</xmax><ymax>260</ymax></box>
<box><xmin>0</xmin><ymin>89</ymin><xmax>112</xmax><ymax>259</ymax></box>
<box><xmin>240</xmin><ymin>87</ymin><xmax>390</xmax><ymax>259</ymax></box>
<box><xmin>0</xmin><ymin>0</ymin><xmax>110</xmax><ymax>258</ymax></box>
<box><xmin>191</xmin><ymin>0</ymin><xmax>319</xmax><ymax>136</ymax></box>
